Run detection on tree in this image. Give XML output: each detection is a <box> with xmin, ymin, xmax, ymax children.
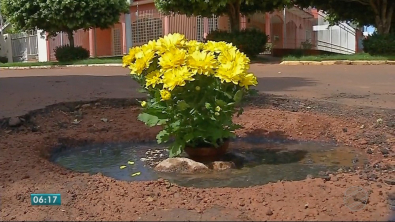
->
<box><xmin>154</xmin><ymin>0</ymin><xmax>293</xmax><ymax>32</ymax></box>
<box><xmin>1</xmin><ymin>0</ymin><xmax>129</xmax><ymax>47</ymax></box>
<box><xmin>295</xmin><ymin>0</ymin><xmax>394</xmax><ymax>34</ymax></box>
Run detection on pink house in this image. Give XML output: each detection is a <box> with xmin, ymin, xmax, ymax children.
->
<box><xmin>45</xmin><ymin>0</ymin><xmax>318</xmax><ymax>60</ymax></box>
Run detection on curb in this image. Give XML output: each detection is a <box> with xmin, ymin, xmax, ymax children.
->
<box><xmin>0</xmin><ymin>63</ymin><xmax>123</xmax><ymax>70</ymax></box>
<box><xmin>280</xmin><ymin>60</ymin><xmax>395</xmax><ymax>65</ymax></box>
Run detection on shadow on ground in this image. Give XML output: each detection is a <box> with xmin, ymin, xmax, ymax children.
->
<box><xmin>256</xmin><ymin>77</ymin><xmax>317</xmax><ymax>92</ymax></box>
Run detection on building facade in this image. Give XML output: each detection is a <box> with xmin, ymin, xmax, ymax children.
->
<box><xmin>1</xmin><ymin>0</ymin><xmax>362</xmax><ymax>62</ymax></box>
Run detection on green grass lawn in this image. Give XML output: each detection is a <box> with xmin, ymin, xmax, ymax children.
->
<box><xmin>282</xmin><ymin>53</ymin><xmax>395</xmax><ymax>61</ymax></box>
<box><xmin>0</xmin><ymin>55</ymin><xmax>272</xmax><ymax>67</ymax></box>
<box><xmin>0</xmin><ymin>56</ymin><xmax>123</xmax><ymax>67</ymax></box>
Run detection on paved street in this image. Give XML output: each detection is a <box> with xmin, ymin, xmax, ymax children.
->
<box><xmin>1</xmin><ymin>64</ymin><xmax>394</xmax><ymax>118</ymax></box>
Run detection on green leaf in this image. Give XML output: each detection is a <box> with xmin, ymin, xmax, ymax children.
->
<box><xmin>224</xmin><ymin>91</ymin><xmax>233</xmax><ymax>99</ymax></box>
<box><xmin>177</xmin><ymin>100</ymin><xmax>190</xmax><ymax>111</ymax></box>
<box><xmin>169</xmin><ymin>120</ymin><xmax>181</xmax><ymax>130</ymax></box>
<box><xmin>169</xmin><ymin>141</ymin><xmax>184</xmax><ymax>157</ymax></box>
<box><xmin>215</xmin><ymin>99</ymin><xmax>227</xmax><ymax>107</ymax></box>
<box><xmin>156</xmin><ymin>130</ymin><xmax>170</xmax><ymax>144</ymax></box>
<box><xmin>157</xmin><ymin>119</ymin><xmax>168</xmax><ymax>125</ymax></box>
<box><xmin>205</xmin><ymin>103</ymin><xmax>212</xmax><ymax>109</ymax></box>
<box><xmin>234</xmin><ymin>90</ymin><xmax>243</xmax><ymax>103</ymax></box>
<box><xmin>138</xmin><ymin>113</ymin><xmax>159</xmax><ymax>127</ymax></box>
<box><xmin>183</xmin><ymin>133</ymin><xmax>195</xmax><ymax>142</ymax></box>
<box><xmin>138</xmin><ymin>88</ymin><xmax>148</xmax><ymax>93</ymax></box>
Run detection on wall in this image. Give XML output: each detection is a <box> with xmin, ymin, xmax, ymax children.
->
<box><xmin>0</xmin><ymin>34</ymin><xmax>6</xmax><ymax>57</ymax></box>
<box><xmin>246</xmin><ymin>8</ymin><xmax>315</xmax><ymax>49</ymax></box>
<box><xmin>94</xmin><ymin>27</ymin><xmax>117</xmax><ymax>57</ymax></box>
<box><xmin>47</xmin><ymin>30</ymin><xmax>90</xmax><ymax>60</ymax></box>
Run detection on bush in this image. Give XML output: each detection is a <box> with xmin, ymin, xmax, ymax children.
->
<box><xmin>363</xmin><ymin>33</ymin><xmax>395</xmax><ymax>55</ymax></box>
<box><xmin>0</xmin><ymin>56</ymin><xmax>8</xmax><ymax>63</ymax></box>
<box><xmin>54</xmin><ymin>45</ymin><xmax>90</xmax><ymax>62</ymax></box>
<box><xmin>122</xmin><ymin>33</ymin><xmax>257</xmax><ymax>157</ymax></box>
<box><xmin>205</xmin><ymin>29</ymin><xmax>268</xmax><ymax>58</ymax></box>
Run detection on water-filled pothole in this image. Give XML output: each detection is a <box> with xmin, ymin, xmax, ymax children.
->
<box><xmin>51</xmin><ymin>138</ymin><xmax>368</xmax><ymax>188</ymax></box>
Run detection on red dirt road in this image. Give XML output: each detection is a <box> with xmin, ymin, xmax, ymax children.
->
<box><xmin>1</xmin><ymin>64</ymin><xmax>394</xmax><ymax>119</ymax></box>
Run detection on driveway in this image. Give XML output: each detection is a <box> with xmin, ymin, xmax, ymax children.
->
<box><xmin>1</xmin><ymin>64</ymin><xmax>394</xmax><ymax>118</ymax></box>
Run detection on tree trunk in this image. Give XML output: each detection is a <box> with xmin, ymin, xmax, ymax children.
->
<box><xmin>66</xmin><ymin>30</ymin><xmax>75</xmax><ymax>47</ymax></box>
<box><xmin>370</xmin><ymin>0</ymin><xmax>394</xmax><ymax>34</ymax></box>
<box><xmin>227</xmin><ymin>1</ymin><xmax>241</xmax><ymax>32</ymax></box>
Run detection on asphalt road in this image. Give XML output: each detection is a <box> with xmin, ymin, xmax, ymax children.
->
<box><xmin>1</xmin><ymin>64</ymin><xmax>394</xmax><ymax>118</ymax></box>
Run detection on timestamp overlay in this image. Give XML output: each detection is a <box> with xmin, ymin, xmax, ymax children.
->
<box><xmin>31</xmin><ymin>194</ymin><xmax>61</xmax><ymax>205</ymax></box>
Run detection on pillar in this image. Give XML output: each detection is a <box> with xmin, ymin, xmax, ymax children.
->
<box><xmin>265</xmin><ymin>13</ymin><xmax>271</xmax><ymax>41</ymax></box>
<box><xmin>283</xmin><ymin>8</ymin><xmax>286</xmax><ymax>48</ymax></box>
<box><xmin>203</xmin><ymin>17</ymin><xmax>209</xmax><ymax>39</ymax></box>
<box><xmin>46</xmin><ymin>33</ymin><xmax>51</xmax><ymax>61</ymax></box>
<box><xmin>164</xmin><ymin>16</ymin><xmax>170</xmax><ymax>35</ymax></box>
<box><xmin>88</xmin><ymin>29</ymin><xmax>96</xmax><ymax>57</ymax></box>
<box><xmin>125</xmin><ymin>12</ymin><xmax>133</xmax><ymax>51</ymax></box>
<box><xmin>36</xmin><ymin>30</ymin><xmax>48</xmax><ymax>62</ymax></box>
<box><xmin>3</xmin><ymin>34</ymin><xmax>13</xmax><ymax>63</ymax></box>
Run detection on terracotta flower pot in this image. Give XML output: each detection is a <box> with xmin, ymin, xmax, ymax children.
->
<box><xmin>184</xmin><ymin>139</ymin><xmax>230</xmax><ymax>163</ymax></box>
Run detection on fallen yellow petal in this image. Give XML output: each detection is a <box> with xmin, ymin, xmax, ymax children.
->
<box><xmin>127</xmin><ymin>161</ymin><xmax>135</xmax><ymax>165</ymax></box>
<box><xmin>120</xmin><ymin>165</ymin><xmax>127</xmax><ymax>169</ymax></box>
<box><xmin>131</xmin><ymin>172</ymin><xmax>141</xmax><ymax>177</ymax></box>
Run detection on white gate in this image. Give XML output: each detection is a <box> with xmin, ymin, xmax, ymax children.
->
<box><xmin>10</xmin><ymin>31</ymin><xmax>38</xmax><ymax>62</ymax></box>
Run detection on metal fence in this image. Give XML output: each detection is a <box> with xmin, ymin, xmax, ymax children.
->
<box><xmin>130</xmin><ymin>9</ymin><xmax>219</xmax><ymax>46</ymax></box>
<box><xmin>314</xmin><ymin>11</ymin><xmax>356</xmax><ymax>54</ymax></box>
<box><xmin>10</xmin><ymin>31</ymin><xmax>38</xmax><ymax>62</ymax></box>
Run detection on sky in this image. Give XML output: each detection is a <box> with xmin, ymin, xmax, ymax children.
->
<box><xmin>365</xmin><ymin>25</ymin><xmax>375</xmax><ymax>34</ymax></box>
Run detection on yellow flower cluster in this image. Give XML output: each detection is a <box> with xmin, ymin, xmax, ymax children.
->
<box><xmin>122</xmin><ymin>33</ymin><xmax>258</xmax><ymax>101</ymax></box>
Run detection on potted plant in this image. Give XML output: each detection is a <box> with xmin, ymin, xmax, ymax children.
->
<box><xmin>122</xmin><ymin>33</ymin><xmax>258</xmax><ymax>162</ymax></box>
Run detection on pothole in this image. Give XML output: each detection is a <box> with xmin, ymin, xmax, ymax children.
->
<box><xmin>51</xmin><ymin>137</ymin><xmax>368</xmax><ymax>188</ymax></box>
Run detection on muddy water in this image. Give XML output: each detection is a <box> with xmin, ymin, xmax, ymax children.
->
<box><xmin>52</xmin><ymin>138</ymin><xmax>368</xmax><ymax>188</ymax></box>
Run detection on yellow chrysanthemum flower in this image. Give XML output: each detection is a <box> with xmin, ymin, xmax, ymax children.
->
<box><xmin>145</xmin><ymin>70</ymin><xmax>162</xmax><ymax>88</ymax></box>
<box><xmin>122</xmin><ymin>54</ymin><xmax>133</xmax><ymax>68</ymax></box>
<box><xmin>141</xmin><ymin>101</ymin><xmax>147</xmax><ymax>107</ymax></box>
<box><xmin>204</xmin><ymin>41</ymin><xmax>233</xmax><ymax>54</ymax></box>
<box><xmin>142</xmin><ymin>40</ymin><xmax>158</xmax><ymax>54</ymax></box>
<box><xmin>217</xmin><ymin>47</ymin><xmax>238</xmax><ymax>64</ymax></box>
<box><xmin>158</xmin><ymin>48</ymin><xmax>187</xmax><ymax>70</ymax></box>
<box><xmin>234</xmin><ymin>51</ymin><xmax>250</xmax><ymax>70</ymax></box>
<box><xmin>129</xmin><ymin>50</ymin><xmax>155</xmax><ymax>75</ymax></box>
<box><xmin>162</xmin><ymin>66</ymin><xmax>195</xmax><ymax>91</ymax></box>
<box><xmin>160</xmin><ymin>89</ymin><xmax>171</xmax><ymax>101</ymax></box>
<box><xmin>186</xmin><ymin>40</ymin><xmax>203</xmax><ymax>53</ymax></box>
<box><xmin>122</xmin><ymin>47</ymin><xmax>140</xmax><ymax>67</ymax></box>
<box><xmin>187</xmin><ymin>50</ymin><xmax>217</xmax><ymax>75</ymax></box>
<box><xmin>157</xmin><ymin>33</ymin><xmax>186</xmax><ymax>53</ymax></box>
<box><xmin>216</xmin><ymin>62</ymin><xmax>244</xmax><ymax>84</ymax></box>
<box><xmin>239</xmin><ymin>73</ymin><xmax>258</xmax><ymax>89</ymax></box>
